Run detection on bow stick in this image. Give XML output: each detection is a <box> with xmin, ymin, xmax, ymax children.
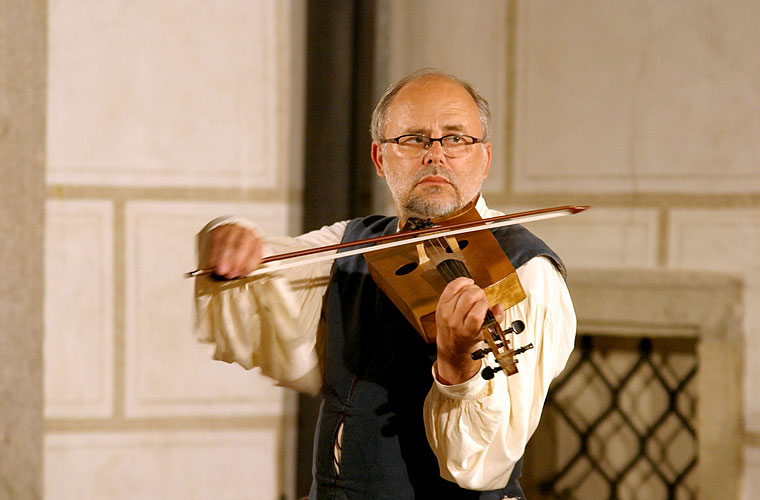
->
<box><xmin>186</xmin><ymin>205</ymin><xmax>589</xmax><ymax>279</ymax></box>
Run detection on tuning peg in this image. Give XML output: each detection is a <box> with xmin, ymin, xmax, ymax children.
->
<box><xmin>513</xmin><ymin>343</ymin><xmax>534</xmax><ymax>355</ymax></box>
<box><xmin>479</xmin><ymin>343</ymin><xmax>534</xmax><ymax>380</ymax></box>
<box><xmin>471</xmin><ymin>347</ymin><xmax>492</xmax><ymax>360</ymax></box>
<box><xmin>481</xmin><ymin>365</ymin><xmax>502</xmax><ymax>380</ymax></box>
<box><xmin>506</xmin><ymin>320</ymin><xmax>525</xmax><ymax>334</ymax></box>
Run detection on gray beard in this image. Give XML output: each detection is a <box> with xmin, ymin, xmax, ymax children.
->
<box><xmin>402</xmin><ymin>185</ymin><xmax>461</xmax><ymax>219</ymax></box>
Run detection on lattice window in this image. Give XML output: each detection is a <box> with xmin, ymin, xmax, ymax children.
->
<box><xmin>524</xmin><ymin>334</ymin><xmax>698</xmax><ymax>500</ymax></box>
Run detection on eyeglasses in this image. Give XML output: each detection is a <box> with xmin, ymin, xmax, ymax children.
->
<box><xmin>379</xmin><ymin>134</ymin><xmax>483</xmax><ymax>158</ymax></box>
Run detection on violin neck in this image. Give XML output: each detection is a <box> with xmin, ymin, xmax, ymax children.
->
<box><xmin>422</xmin><ymin>239</ymin><xmax>504</xmax><ymax>333</ymax></box>
<box><xmin>434</xmin><ymin>258</ymin><xmax>471</xmax><ymax>281</ymax></box>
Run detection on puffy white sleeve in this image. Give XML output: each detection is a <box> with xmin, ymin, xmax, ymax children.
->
<box><xmin>423</xmin><ymin>256</ymin><xmax>576</xmax><ymax>490</ymax></box>
<box><xmin>193</xmin><ymin>217</ymin><xmax>348</xmax><ymax>396</ymax></box>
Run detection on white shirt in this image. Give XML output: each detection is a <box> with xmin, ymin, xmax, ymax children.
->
<box><xmin>193</xmin><ymin>197</ymin><xmax>576</xmax><ymax>491</ymax></box>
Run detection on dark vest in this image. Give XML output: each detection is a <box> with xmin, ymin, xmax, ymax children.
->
<box><xmin>310</xmin><ymin>215</ymin><xmax>565</xmax><ymax>500</ymax></box>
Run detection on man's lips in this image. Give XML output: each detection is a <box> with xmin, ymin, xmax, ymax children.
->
<box><xmin>417</xmin><ymin>175</ymin><xmax>451</xmax><ymax>186</ymax></box>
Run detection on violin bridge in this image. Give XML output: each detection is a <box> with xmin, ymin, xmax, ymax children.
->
<box><xmin>445</xmin><ymin>235</ymin><xmax>461</xmax><ymax>253</ymax></box>
<box><xmin>415</xmin><ymin>242</ymin><xmax>430</xmax><ymax>265</ymax></box>
<box><xmin>421</xmin><ymin>235</ymin><xmax>466</xmax><ymax>269</ymax></box>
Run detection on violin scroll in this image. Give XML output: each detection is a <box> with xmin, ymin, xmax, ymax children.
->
<box><xmin>473</xmin><ymin>319</ymin><xmax>534</xmax><ymax>380</ymax></box>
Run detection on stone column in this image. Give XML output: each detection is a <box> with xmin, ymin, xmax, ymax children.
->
<box><xmin>0</xmin><ymin>1</ymin><xmax>47</xmax><ymax>498</ymax></box>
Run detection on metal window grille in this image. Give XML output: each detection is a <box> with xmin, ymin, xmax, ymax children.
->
<box><xmin>525</xmin><ymin>335</ymin><xmax>698</xmax><ymax>500</ymax></box>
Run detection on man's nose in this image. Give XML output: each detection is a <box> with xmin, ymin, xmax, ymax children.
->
<box><xmin>424</xmin><ymin>140</ymin><xmax>446</xmax><ymax>163</ymax></box>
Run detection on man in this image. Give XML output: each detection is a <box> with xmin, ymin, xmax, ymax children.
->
<box><xmin>194</xmin><ymin>70</ymin><xmax>576</xmax><ymax>499</ymax></box>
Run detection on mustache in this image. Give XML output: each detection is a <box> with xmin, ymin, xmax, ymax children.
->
<box><xmin>413</xmin><ymin>165</ymin><xmax>454</xmax><ymax>184</ymax></box>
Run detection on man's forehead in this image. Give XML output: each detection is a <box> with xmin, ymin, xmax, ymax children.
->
<box><xmin>393</xmin><ymin>75</ymin><xmax>475</xmax><ymax>104</ymax></box>
<box><xmin>386</xmin><ymin>77</ymin><xmax>481</xmax><ymax>132</ymax></box>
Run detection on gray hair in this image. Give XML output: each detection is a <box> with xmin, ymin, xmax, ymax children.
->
<box><xmin>370</xmin><ymin>69</ymin><xmax>492</xmax><ymax>142</ymax></box>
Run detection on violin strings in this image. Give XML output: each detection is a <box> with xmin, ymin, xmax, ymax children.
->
<box><xmin>422</xmin><ymin>232</ymin><xmax>516</xmax><ymax>368</ymax></box>
<box><xmin>423</xmin><ymin>236</ymin><xmax>500</xmax><ymax>332</ymax></box>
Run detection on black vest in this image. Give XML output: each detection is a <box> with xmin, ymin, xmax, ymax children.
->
<box><xmin>310</xmin><ymin>215</ymin><xmax>565</xmax><ymax>500</ymax></box>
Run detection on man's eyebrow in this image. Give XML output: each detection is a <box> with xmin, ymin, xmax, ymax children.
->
<box><xmin>403</xmin><ymin>127</ymin><xmax>428</xmax><ymax>135</ymax></box>
<box><xmin>442</xmin><ymin>124</ymin><xmax>466</xmax><ymax>133</ymax></box>
<box><xmin>402</xmin><ymin>124</ymin><xmax>467</xmax><ymax>135</ymax></box>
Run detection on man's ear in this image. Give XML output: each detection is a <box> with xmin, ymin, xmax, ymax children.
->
<box><xmin>482</xmin><ymin>142</ymin><xmax>492</xmax><ymax>179</ymax></box>
<box><xmin>371</xmin><ymin>142</ymin><xmax>386</xmax><ymax>178</ymax></box>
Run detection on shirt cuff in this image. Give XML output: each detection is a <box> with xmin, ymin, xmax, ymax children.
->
<box><xmin>205</xmin><ymin>215</ymin><xmax>260</xmax><ymax>235</ymax></box>
<box><xmin>431</xmin><ymin>360</ymin><xmax>488</xmax><ymax>400</ymax></box>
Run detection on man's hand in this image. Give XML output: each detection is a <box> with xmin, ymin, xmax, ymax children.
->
<box><xmin>435</xmin><ymin>277</ymin><xmax>504</xmax><ymax>385</ymax></box>
<box><xmin>204</xmin><ymin>224</ymin><xmax>264</xmax><ymax>279</ymax></box>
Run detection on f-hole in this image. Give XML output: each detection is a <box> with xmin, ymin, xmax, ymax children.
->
<box><xmin>446</xmin><ymin>239</ymin><xmax>469</xmax><ymax>253</ymax></box>
<box><xmin>395</xmin><ymin>262</ymin><xmax>418</xmax><ymax>276</ymax></box>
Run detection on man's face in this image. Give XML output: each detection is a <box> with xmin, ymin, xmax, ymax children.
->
<box><xmin>371</xmin><ymin>76</ymin><xmax>492</xmax><ymax>223</ymax></box>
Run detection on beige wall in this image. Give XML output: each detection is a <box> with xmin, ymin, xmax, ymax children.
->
<box><xmin>377</xmin><ymin>0</ymin><xmax>759</xmax><ymax>498</ymax></box>
<box><xmin>43</xmin><ymin>1</ymin><xmax>305</xmax><ymax>498</ymax></box>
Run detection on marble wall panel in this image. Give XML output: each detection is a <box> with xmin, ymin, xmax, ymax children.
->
<box><xmin>45</xmin><ymin>200</ymin><xmax>114</xmax><ymax>418</ymax></box>
<box><xmin>492</xmin><ymin>205</ymin><xmax>659</xmax><ymax>270</ymax></box>
<box><xmin>124</xmin><ymin>201</ymin><xmax>291</xmax><ymax>417</ymax></box>
<box><xmin>513</xmin><ymin>0</ymin><xmax>760</xmax><ymax>193</ymax></box>
<box><xmin>668</xmin><ymin>209</ymin><xmax>760</xmax><ymax>432</ymax></box>
<box><xmin>381</xmin><ymin>0</ymin><xmax>509</xmax><ymax>194</ymax></box>
<box><xmin>45</xmin><ymin>430</ymin><xmax>278</xmax><ymax>500</ymax></box>
<box><xmin>47</xmin><ymin>0</ymin><xmax>280</xmax><ymax>188</ymax></box>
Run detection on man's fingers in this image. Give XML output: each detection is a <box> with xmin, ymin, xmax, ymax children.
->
<box><xmin>207</xmin><ymin>225</ymin><xmax>262</xmax><ymax>278</ymax></box>
<box><xmin>438</xmin><ymin>277</ymin><xmax>474</xmax><ymax>305</ymax></box>
<box><xmin>462</xmin><ymin>298</ymin><xmax>489</xmax><ymax>334</ymax></box>
<box><xmin>437</xmin><ymin>278</ymin><xmax>476</xmax><ymax>325</ymax></box>
<box><xmin>214</xmin><ymin>226</ymin><xmax>241</xmax><ymax>275</ymax></box>
<box><xmin>227</xmin><ymin>226</ymin><xmax>254</xmax><ymax>275</ymax></box>
<box><xmin>207</xmin><ymin>228</ymin><xmax>226</xmax><ymax>273</ymax></box>
<box><xmin>207</xmin><ymin>226</ymin><xmax>228</xmax><ymax>268</ymax></box>
<box><xmin>492</xmin><ymin>303</ymin><xmax>505</xmax><ymax>324</ymax></box>
<box><xmin>438</xmin><ymin>278</ymin><xmax>490</xmax><ymax>338</ymax></box>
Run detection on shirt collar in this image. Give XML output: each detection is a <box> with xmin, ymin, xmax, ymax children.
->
<box><xmin>474</xmin><ymin>193</ymin><xmax>490</xmax><ymax>218</ymax></box>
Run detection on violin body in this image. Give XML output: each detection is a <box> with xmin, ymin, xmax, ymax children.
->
<box><xmin>365</xmin><ymin>201</ymin><xmax>526</xmax><ymax>343</ymax></box>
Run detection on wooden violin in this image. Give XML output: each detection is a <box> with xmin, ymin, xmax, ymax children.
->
<box><xmin>364</xmin><ymin>199</ymin><xmax>530</xmax><ymax>379</ymax></box>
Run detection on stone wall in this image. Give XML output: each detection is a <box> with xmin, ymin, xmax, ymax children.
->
<box><xmin>42</xmin><ymin>1</ymin><xmax>305</xmax><ymax>498</ymax></box>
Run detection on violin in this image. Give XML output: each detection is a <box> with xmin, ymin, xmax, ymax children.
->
<box><xmin>187</xmin><ymin>203</ymin><xmax>588</xmax><ymax>380</ymax></box>
<box><xmin>365</xmin><ymin>199</ymin><xmax>531</xmax><ymax>379</ymax></box>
